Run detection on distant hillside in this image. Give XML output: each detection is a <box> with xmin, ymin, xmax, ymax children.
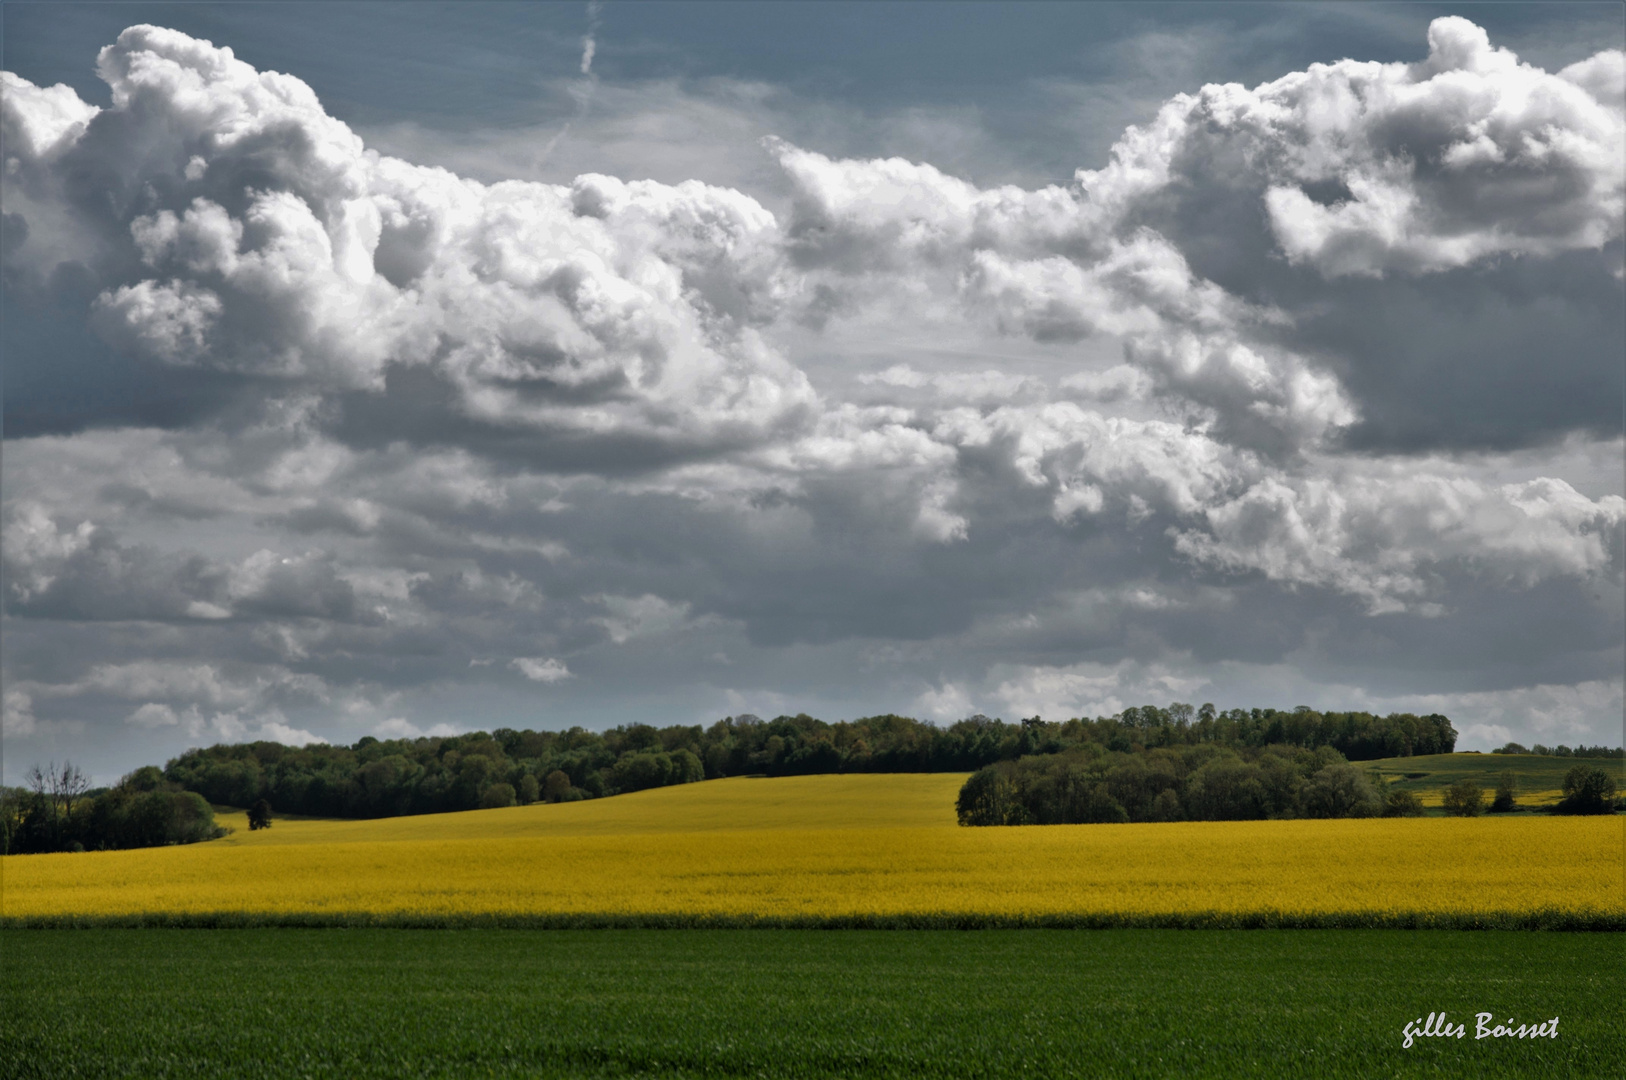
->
<box><xmin>155</xmin><ymin>705</ymin><xmax>1458</xmax><ymax>822</ymax></box>
<box><xmin>6</xmin><ymin>774</ymin><xmax>1619</xmax><ymax>931</ymax></box>
<box><xmin>1367</xmin><ymin>753</ymin><xmax>1626</xmax><ymax>809</ymax></box>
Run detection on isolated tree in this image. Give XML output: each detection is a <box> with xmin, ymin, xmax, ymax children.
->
<box><xmin>1441</xmin><ymin>779</ymin><xmax>1484</xmax><ymax>817</ymax></box>
<box><xmin>247</xmin><ymin>799</ymin><xmax>274</xmax><ymax>831</ymax></box>
<box><xmin>1491</xmin><ymin>771</ymin><xmax>1517</xmax><ymax>812</ymax></box>
<box><xmin>1555</xmin><ymin>765</ymin><xmax>1617</xmax><ymax>815</ymax></box>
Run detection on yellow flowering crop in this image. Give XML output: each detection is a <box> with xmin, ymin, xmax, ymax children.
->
<box><xmin>3</xmin><ymin>775</ymin><xmax>1620</xmax><ymax>926</ymax></box>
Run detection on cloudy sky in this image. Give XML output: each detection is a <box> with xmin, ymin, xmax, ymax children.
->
<box><xmin>3</xmin><ymin>2</ymin><xmax>1622</xmax><ymax>784</ymax></box>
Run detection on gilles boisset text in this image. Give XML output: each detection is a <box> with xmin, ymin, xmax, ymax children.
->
<box><xmin>1402</xmin><ymin>1013</ymin><xmax>1559</xmax><ymax>1048</ymax></box>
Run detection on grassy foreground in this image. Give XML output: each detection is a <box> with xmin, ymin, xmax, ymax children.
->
<box><xmin>3</xmin><ymin>928</ymin><xmax>1618</xmax><ymax>1079</ymax></box>
<box><xmin>4</xmin><ymin>774</ymin><xmax>1622</xmax><ymax>928</ymax></box>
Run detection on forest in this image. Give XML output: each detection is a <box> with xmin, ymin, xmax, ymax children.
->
<box><xmin>144</xmin><ymin>704</ymin><xmax>1456</xmax><ymax>820</ymax></box>
<box><xmin>956</xmin><ymin>743</ymin><xmax>1425</xmax><ymax>825</ymax></box>
<box><xmin>5</xmin><ymin>705</ymin><xmax>1461</xmax><ymax>850</ymax></box>
<box><xmin>956</xmin><ymin>736</ymin><xmax>1624</xmax><ymax>826</ymax></box>
<box><xmin>6</xmin><ymin>704</ymin><xmax>1618</xmax><ymax>850</ymax></box>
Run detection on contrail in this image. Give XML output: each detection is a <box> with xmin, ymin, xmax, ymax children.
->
<box><xmin>539</xmin><ymin>2</ymin><xmax>604</xmax><ymax>168</ymax></box>
<box><xmin>581</xmin><ymin>0</ymin><xmax>603</xmax><ymax>75</ymax></box>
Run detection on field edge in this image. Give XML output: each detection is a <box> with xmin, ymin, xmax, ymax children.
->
<box><xmin>4</xmin><ymin>908</ymin><xmax>1620</xmax><ymax>931</ymax></box>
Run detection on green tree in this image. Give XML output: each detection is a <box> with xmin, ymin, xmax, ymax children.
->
<box><xmin>517</xmin><ymin>774</ymin><xmax>540</xmax><ymax>805</ymax></box>
<box><xmin>248</xmin><ymin>799</ymin><xmax>274</xmax><ymax>830</ymax></box>
<box><xmin>0</xmin><ymin>787</ymin><xmax>31</xmax><ymax>854</ymax></box>
<box><xmin>611</xmin><ymin>751</ymin><xmax>672</xmax><ymax>793</ymax></box>
<box><xmin>1555</xmin><ymin>765</ymin><xmax>1617</xmax><ymax>815</ymax></box>
<box><xmin>1149</xmin><ymin>788</ymin><xmax>1182</xmax><ymax>822</ymax></box>
<box><xmin>1491</xmin><ymin>771</ymin><xmax>1517</xmax><ymax>812</ymax></box>
<box><xmin>122</xmin><ymin>766</ymin><xmax>168</xmax><ymax>792</ymax></box>
<box><xmin>480</xmin><ymin>783</ymin><xmax>517</xmax><ymax>809</ymax></box>
<box><xmin>1183</xmin><ymin>758</ymin><xmax>1269</xmax><ymax>821</ymax></box>
<box><xmin>955</xmin><ymin>766</ymin><xmax>1027</xmax><ymax>826</ymax></box>
<box><xmin>1081</xmin><ymin>784</ymin><xmax>1130</xmax><ymax>824</ymax></box>
<box><xmin>1381</xmin><ymin>789</ymin><xmax>1425</xmax><ymax>817</ymax></box>
<box><xmin>1300</xmin><ymin>764</ymin><xmax>1381</xmax><ymax>819</ymax></box>
<box><xmin>165</xmin><ymin>791</ymin><xmax>226</xmax><ymax>844</ymax></box>
<box><xmin>542</xmin><ymin>770</ymin><xmax>574</xmax><ymax>803</ymax></box>
<box><xmin>670</xmin><ymin>748</ymin><xmax>705</xmax><ymax>785</ymax></box>
<box><xmin>1441</xmin><ymin>779</ymin><xmax>1483</xmax><ymax>817</ymax></box>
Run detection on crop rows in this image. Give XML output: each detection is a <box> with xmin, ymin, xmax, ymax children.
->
<box><xmin>4</xmin><ymin>928</ymin><xmax>1620</xmax><ymax>1079</ymax></box>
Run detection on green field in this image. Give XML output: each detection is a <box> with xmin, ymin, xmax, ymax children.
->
<box><xmin>1367</xmin><ymin>753</ymin><xmax>1624</xmax><ymax>809</ymax></box>
<box><xmin>2</xmin><ymin>929</ymin><xmax>1617</xmax><ymax>1079</ymax></box>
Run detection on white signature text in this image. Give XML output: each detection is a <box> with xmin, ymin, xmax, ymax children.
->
<box><xmin>1402</xmin><ymin>1012</ymin><xmax>1558</xmax><ymax>1048</ymax></box>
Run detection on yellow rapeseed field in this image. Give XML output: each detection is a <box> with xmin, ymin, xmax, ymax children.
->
<box><xmin>3</xmin><ymin>774</ymin><xmax>1620</xmax><ymax>926</ymax></box>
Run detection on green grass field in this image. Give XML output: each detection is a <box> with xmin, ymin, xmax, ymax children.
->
<box><xmin>1367</xmin><ymin>753</ymin><xmax>1623</xmax><ymax>809</ymax></box>
<box><xmin>2</xmin><ymin>929</ymin><xmax>1617</xmax><ymax>1079</ymax></box>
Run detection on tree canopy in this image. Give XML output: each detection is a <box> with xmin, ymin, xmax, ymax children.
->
<box><xmin>152</xmin><ymin>704</ymin><xmax>1455</xmax><ymax>821</ymax></box>
<box><xmin>955</xmin><ymin>743</ymin><xmax>1396</xmax><ymax>826</ymax></box>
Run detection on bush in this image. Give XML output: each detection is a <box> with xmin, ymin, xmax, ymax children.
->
<box><xmin>1381</xmin><ymin>789</ymin><xmax>1425</xmax><ymax>817</ymax></box>
<box><xmin>1554</xmin><ymin>765</ymin><xmax>1617</xmax><ymax>815</ymax></box>
<box><xmin>1441</xmin><ymin>780</ymin><xmax>1483</xmax><ymax>817</ymax></box>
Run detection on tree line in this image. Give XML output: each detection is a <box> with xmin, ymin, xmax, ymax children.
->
<box><xmin>4</xmin><ymin>704</ymin><xmax>1462</xmax><ymax>848</ymax></box>
<box><xmin>1</xmin><ymin>762</ymin><xmax>227</xmax><ymax>855</ymax></box>
<box><xmin>958</xmin><ymin>749</ymin><xmax>1622</xmax><ymax>827</ymax></box>
<box><xmin>955</xmin><ymin>743</ymin><xmax>1417</xmax><ymax>825</ymax></box>
<box><xmin>1446</xmin><ymin>764</ymin><xmax>1624</xmax><ymax>817</ymax></box>
<box><xmin>140</xmin><ymin>704</ymin><xmax>1458</xmax><ymax>821</ymax></box>
<box><xmin>1491</xmin><ymin>742</ymin><xmax>1622</xmax><ymax>759</ymax></box>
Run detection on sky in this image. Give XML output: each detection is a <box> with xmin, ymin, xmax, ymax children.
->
<box><xmin>2</xmin><ymin>1</ymin><xmax>1622</xmax><ymax>785</ymax></box>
